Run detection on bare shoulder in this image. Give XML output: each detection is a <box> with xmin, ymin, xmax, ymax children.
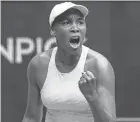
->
<box><xmin>87</xmin><ymin>48</ymin><xmax>114</xmax><ymax>75</ymax></box>
<box><xmin>27</xmin><ymin>48</ymin><xmax>54</xmax><ymax>86</ymax></box>
<box><xmin>28</xmin><ymin>48</ymin><xmax>53</xmax><ymax>70</ymax></box>
<box><xmin>87</xmin><ymin>48</ymin><xmax>108</xmax><ymax>65</ymax></box>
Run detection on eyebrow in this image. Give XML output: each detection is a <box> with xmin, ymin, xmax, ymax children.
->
<box><xmin>63</xmin><ymin>16</ymin><xmax>84</xmax><ymax>21</ymax></box>
<box><xmin>77</xmin><ymin>17</ymin><xmax>85</xmax><ymax>20</ymax></box>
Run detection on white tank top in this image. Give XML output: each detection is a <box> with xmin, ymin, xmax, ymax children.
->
<box><xmin>41</xmin><ymin>45</ymin><xmax>94</xmax><ymax>122</ymax></box>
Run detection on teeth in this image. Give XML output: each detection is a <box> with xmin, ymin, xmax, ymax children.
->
<box><xmin>72</xmin><ymin>36</ymin><xmax>79</xmax><ymax>39</ymax></box>
<box><xmin>71</xmin><ymin>36</ymin><xmax>79</xmax><ymax>39</ymax></box>
<box><xmin>70</xmin><ymin>42</ymin><xmax>80</xmax><ymax>48</ymax></box>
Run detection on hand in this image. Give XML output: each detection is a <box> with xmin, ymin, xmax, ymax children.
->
<box><xmin>78</xmin><ymin>71</ymin><xmax>98</xmax><ymax>101</ymax></box>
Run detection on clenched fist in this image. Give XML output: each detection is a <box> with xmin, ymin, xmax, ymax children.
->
<box><xmin>78</xmin><ymin>71</ymin><xmax>98</xmax><ymax>101</ymax></box>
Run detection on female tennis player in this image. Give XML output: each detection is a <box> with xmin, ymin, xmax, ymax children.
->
<box><xmin>22</xmin><ymin>2</ymin><xmax>116</xmax><ymax>122</ymax></box>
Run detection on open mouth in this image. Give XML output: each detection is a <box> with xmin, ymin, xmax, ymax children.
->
<box><xmin>69</xmin><ymin>36</ymin><xmax>80</xmax><ymax>48</ymax></box>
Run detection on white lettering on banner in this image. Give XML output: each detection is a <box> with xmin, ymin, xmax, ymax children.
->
<box><xmin>0</xmin><ymin>37</ymin><xmax>56</xmax><ymax>64</ymax></box>
<box><xmin>44</xmin><ymin>37</ymin><xmax>56</xmax><ymax>50</ymax></box>
<box><xmin>36</xmin><ymin>37</ymin><xmax>43</xmax><ymax>54</ymax></box>
<box><xmin>15</xmin><ymin>37</ymin><xmax>35</xmax><ymax>63</ymax></box>
<box><xmin>0</xmin><ymin>37</ymin><xmax>14</xmax><ymax>63</ymax></box>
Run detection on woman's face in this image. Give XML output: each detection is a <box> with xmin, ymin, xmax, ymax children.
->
<box><xmin>52</xmin><ymin>9</ymin><xmax>87</xmax><ymax>53</ymax></box>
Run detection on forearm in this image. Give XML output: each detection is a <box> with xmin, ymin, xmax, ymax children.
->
<box><xmin>86</xmin><ymin>96</ymin><xmax>116</xmax><ymax>122</ymax></box>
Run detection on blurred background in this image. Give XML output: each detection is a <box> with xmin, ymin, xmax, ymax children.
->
<box><xmin>1</xmin><ymin>1</ymin><xmax>140</xmax><ymax>122</ymax></box>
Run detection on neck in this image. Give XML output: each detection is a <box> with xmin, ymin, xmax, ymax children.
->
<box><xmin>56</xmin><ymin>47</ymin><xmax>82</xmax><ymax>66</ymax></box>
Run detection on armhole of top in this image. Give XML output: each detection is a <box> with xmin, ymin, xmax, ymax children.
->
<box><xmin>40</xmin><ymin>47</ymin><xmax>57</xmax><ymax>93</ymax></box>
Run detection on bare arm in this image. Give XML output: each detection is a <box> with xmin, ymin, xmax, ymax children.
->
<box><xmin>87</xmin><ymin>58</ymin><xmax>116</xmax><ymax>122</ymax></box>
<box><xmin>22</xmin><ymin>58</ymin><xmax>43</xmax><ymax>122</ymax></box>
<box><xmin>79</xmin><ymin>55</ymin><xmax>116</xmax><ymax>122</ymax></box>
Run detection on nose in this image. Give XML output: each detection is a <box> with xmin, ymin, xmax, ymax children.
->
<box><xmin>70</xmin><ymin>23</ymin><xmax>79</xmax><ymax>33</ymax></box>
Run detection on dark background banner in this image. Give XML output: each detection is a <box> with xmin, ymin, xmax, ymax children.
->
<box><xmin>1</xmin><ymin>1</ymin><xmax>140</xmax><ymax>122</ymax></box>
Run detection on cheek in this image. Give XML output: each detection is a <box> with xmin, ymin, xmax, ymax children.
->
<box><xmin>55</xmin><ymin>29</ymin><xmax>70</xmax><ymax>47</ymax></box>
<box><xmin>81</xmin><ymin>26</ymin><xmax>87</xmax><ymax>35</ymax></box>
<box><xmin>56</xmin><ymin>28</ymin><xmax>70</xmax><ymax>40</ymax></box>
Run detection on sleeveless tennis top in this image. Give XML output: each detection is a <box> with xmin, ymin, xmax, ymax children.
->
<box><xmin>40</xmin><ymin>45</ymin><xmax>94</xmax><ymax>122</ymax></box>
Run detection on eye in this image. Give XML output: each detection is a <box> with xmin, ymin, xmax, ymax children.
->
<box><xmin>77</xmin><ymin>20</ymin><xmax>85</xmax><ymax>25</ymax></box>
<box><xmin>61</xmin><ymin>20</ymin><xmax>71</xmax><ymax>25</ymax></box>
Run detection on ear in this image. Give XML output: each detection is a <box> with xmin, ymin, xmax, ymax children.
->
<box><xmin>50</xmin><ymin>30</ymin><xmax>56</xmax><ymax>36</ymax></box>
<box><xmin>83</xmin><ymin>37</ymin><xmax>88</xmax><ymax>44</ymax></box>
